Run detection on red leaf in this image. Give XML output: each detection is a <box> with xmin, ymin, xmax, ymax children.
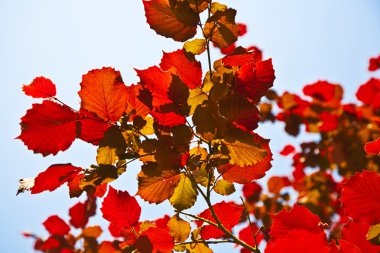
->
<box><xmin>38</xmin><ymin>236</ymin><xmax>60</xmax><ymax>250</ymax></box>
<box><xmin>369</xmin><ymin>55</ymin><xmax>380</xmax><ymax>71</ymax></box>
<box><xmin>17</xmin><ymin>100</ymin><xmax>78</xmax><ymax>156</ymax></box>
<box><xmin>69</xmin><ymin>202</ymin><xmax>88</xmax><ymax>228</ymax></box>
<box><xmin>342</xmin><ymin>222</ymin><xmax>380</xmax><ymax>253</ymax></box>
<box><xmin>242</xmin><ymin>182</ymin><xmax>262</xmax><ymax>203</ymax></box>
<box><xmin>265</xmin><ymin>229</ymin><xmax>329</xmax><ymax>253</ymax></box>
<box><xmin>303</xmin><ymin>80</ymin><xmax>343</xmax><ymax>102</ymax></box>
<box><xmin>43</xmin><ymin>215</ymin><xmax>70</xmax><ymax>236</ymax></box>
<box><xmin>31</xmin><ymin>164</ymin><xmax>81</xmax><ymax>194</ymax></box>
<box><xmin>356</xmin><ymin>78</ymin><xmax>380</xmax><ymax>109</ymax></box>
<box><xmin>101</xmin><ymin>187</ymin><xmax>141</xmax><ymax>230</ymax></box>
<box><xmin>126</xmin><ymin>84</ymin><xmax>151</xmax><ymax>118</ymax></box>
<box><xmin>279</xmin><ymin>145</ymin><xmax>295</xmax><ymax>156</ymax></box>
<box><xmin>160</xmin><ymin>49</ymin><xmax>202</xmax><ymax>89</ymax></box>
<box><xmin>269</xmin><ymin>204</ymin><xmax>324</xmax><ymax>241</ymax></box>
<box><xmin>319</xmin><ymin>112</ymin><xmax>339</xmax><ymax>132</ymax></box>
<box><xmin>152</xmin><ymin>111</ymin><xmax>186</xmax><ymax>127</ymax></box>
<box><xmin>235</xmin><ymin>59</ymin><xmax>275</xmax><ymax>103</ymax></box>
<box><xmin>239</xmin><ymin>223</ymin><xmax>263</xmax><ymax>249</ymax></box>
<box><xmin>238</xmin><ymin>23</ymin><xmax>247</xmax><ymax>36</ymax></box>
<box><xmin>136</xmin><ymin>66</ymin><xmax>172</xmax><ymax>108</ymax></box>
<box><xmin>77</xmin><ymin>110</ymin><xmax>110</xmax><ymax>145</ymax></box>
<box><xmin>197</xmin><ymin>201</ymin><xmax>243</xmax><ymax>239</ymax></box>
<box><xmin>340</xmin><ymin>170</ymin><xmax>380</xmax><ymax>224</ymax></box>
<box><xmin>218</xmin><ymin>136</ymin><xmax>272</xmax><ymax>183</ymax></box>
<box><xmin>22</xmin><ymin>76</ymin><xmax>56</xmax><ymax>98</ymax></box>
<box><xmin>135</xmin><ymin>227</ymin><xmax>174</xmax><ymax>253</ymax></box>
<box><xmin>79</xmin><ymin>67</ymin><xmax>128</xmax><ymax>123</ymax></box>
<box><xmin>364</xmin><ymin>137</ymin><xmax>380</xmax><ymax>155</ymax></box>
<box><xmin>143</xmin><ymin>0</ymin><xmax>199</xmax><ymax>42</ymax></box>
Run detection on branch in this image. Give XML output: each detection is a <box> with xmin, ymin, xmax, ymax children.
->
<box><xmin>176</xmin><ymin>239</ymin><xmax>233</xmax><ymax>246</ymax></box>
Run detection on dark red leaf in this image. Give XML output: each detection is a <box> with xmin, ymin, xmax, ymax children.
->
<box><xmin>303</xmin><ymin>80</ymin><xmax>343</xmax><ymax>102</ymax></box>
<box><xmin>369</xmin><ymin>55</ymin><xmax>380</xmax><ymax>71</ymax></box>
<box><xmin>43</xmin><ymin>215</ymin><xmax>70</xmax><ymax>236</ymax></box>
<box><xmin>31</xmin><ymin>164</ymin><xmax>81</xmax><ymax>194</ymax></box>
<box><xmin>17</xmin><ymin>100</ymin><xmax>78</xmax><ymax>156</ymax></box>
<box><xmin>356</xmin><ymin>78</ymin><xmax>380</xmax><ymax>109</ymax></box>
<box><xmin>101</xmin><ymin>187</ymin><xmax>141</xmax><ymax>230</ymax></box>
<box><xmin>77</xmin><ymin>110</ymin><xmax>110</xmax><ymax>145</ymax></box>
<box><xmin>22</xmin><ymin>76</ymin><xmax>56</xmax><ymax>98</ymax></box>
<box><xmin>152</xmin><ymin>111</ymin><xmax>186</xmax><ymax>127</ymax></box>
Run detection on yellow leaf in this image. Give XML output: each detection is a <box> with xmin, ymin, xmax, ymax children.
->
<box><xmin>139</xmin><ymin>116</ymin><xmax>154</xmax><ymax>135</ymax></box>
<box><xmin>169</xmin><ymin>173</ymin><xmax>198</xmax><ymax>211</ymax></box>
<box><xmin>185</xmin><ymin>242</ymin><xmax>213</xmax><ymax>253</ymax></box>
<box><xmin>211</xmin><ymin>2</ymin><xmax>227</xmax><ymax>13</ymax></box>
<box><xmin>367</xmin><ymin>223</ymin><xmax>380</xmax><ymax>241</ymax></box>
<box><xmin>184</xmin><ymin>39</ymin><xmax>206</xmax><ymax>55</ymax></box>
<box><xmin>188</xmin><ymin>88</ymin><xmax>208</xmax><ymax>115</ymax></box>
<box><xmin>96</xmin><ymin>146</ymin><xmax>118</xmax><ymax>165</ymax></box>
<box><xmin>167</xmin><ymin>215</ymin><xmax>191</xmax><ymax>242</ymax></box>
<box><xmin>221</xmin><ymin>140</ymin><xmax>267</xmax><ymax>167</ymax></box>
<box><xmin>82</xmin><ymin>225</ymin><xmax>102</xmax><ymax>238</ymax></box>
<box><xmin>213</xmin><ymin>179</ymin><xmax>235</xmax><ymax>196</ymax></box>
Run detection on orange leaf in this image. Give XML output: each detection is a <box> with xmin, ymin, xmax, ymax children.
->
<box><xmin>143</xmin><ymin>0</ymin><xmax>199</xmax><ymax>42</ymax></box>
<box><xmin>79</xmin><ymin>67</ymin><xmax>128</xmax><ymax>122</ymax></box>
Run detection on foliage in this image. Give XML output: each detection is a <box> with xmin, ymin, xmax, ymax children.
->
<box><xmin>16</xmin><ymin>0</ymin><xmax>380</xmax><ymax>252</ymax></box>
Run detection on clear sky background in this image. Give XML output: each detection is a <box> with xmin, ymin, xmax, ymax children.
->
<box><xmin>0</xmin><ymin>1</ymin><xmax>379</xmax><ymax>252</ymax></box>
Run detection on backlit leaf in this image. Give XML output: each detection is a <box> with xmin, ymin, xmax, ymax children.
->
<box><xmin>17</xmin><ymin>100</ymin><xmax>78</xmax><ymax>156</ymax></box>
<box><xmin>137</xmin><ymin>169</ymin><xmax>181</xmax><ymax>204</ymax></box>
<box><xmin>31</xmin><ymin>164</ymin><xmax>81</xmax><ymax>194</ymax></box>
<box><xmin>204</xmin><ymin>8</ymin><xmax>239</xmax><ymax>48</ymax></box>
<box><xmin>364</xmin><ymin>137</ymin><xmax>380</xmax><ymax>155</ymax></box>
<box><xmin>43</xmin><ymin>215</ymin><xmax>70</xmax><ymax>236</ymax></box>
<box><xmin>160</xmin><ymin>49</ymin><xmax>202</xmax><ymax>89</ymax></box>
<box><xmin>22</xmin><ymin>76</ymin><xmax>56</xmax><ymax>98</ymax></box>
<box><xmin>169</xmin><ymin>173</ymin><xmax>197</xmax><ymax>211</ymax></box>
<box><xmin>197</xmin><ymin>201</ymin><xmax>243</xmax><ymax>239</ymax></box>
<box><xmin>69</xmin><ymin>202</ymin><xmax>88</xmax><ymax>228</ymax></box>
<box><xmin>167</xmin><ymin>215</ymin><xmax>191</xmax><ymax>242</ymax></box>
<box><xmin>220</xmin><ymin>140</ymin><xmax>267</xmax><ymax>167</ymax></box>
<box><xmin>184</xmin><ymin>39</ymin><xmax>206</xmax><ymax>55</ymax></box>
<box><xmin>135</xmin><ymin>227</ymin><xmax>174</xmax><ymax>253</ymax></box>
<box><xmin>340</xmin><ymin>170</ymin><xmax>380</xmax><ymax>224</ymax></box>
<box><xmin>101</xmin><ymin>186</ymin><xmax>141</xmax><ymax>229</ymax></box>
<box><xmin>79</xmin><ymin>67</ymin><xmax>128</xmax><ymax>122</ymax></box>
<box><xmin>143</xmin><ymin>0</ymin><xmax>199</xmax><ymax>42</ymax></box>
<box><xmin>213</xmin><ymin>179</ymin><xmax>235</xmax><ymax>196</ymax></box>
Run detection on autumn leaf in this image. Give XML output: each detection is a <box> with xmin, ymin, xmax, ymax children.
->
<box><xmin>342</xmin><ymin>222</ymin><xmax>380</xmax><ymax>253</ymax></box>
<box><xmin>197</xmin><ymin>201</ymin><xmax>243</xmax><ymax>239</ymax></box>
<box><xmin>151</xmin><ymin>111</ymin><xmax>186</xmax><ymax>127</ymax></box>
<box><xmin>135</xmin><ymin>227</ymin><xmax>174</xmax><ymax>253</ymax></box>
<box><xmin>160</xmin><ymin>49</ymin><xmax>202</xmax><ymax>89</ymax></box>
<box><xmin>101</xmin><ymin>187</ymin><xmax>141</xmax><ymax>229</ymax></box>
<box><xmin>79</xmin><ymin>67</ymin><xmax>128</xmax><ymax>122</ymax></box>
<box><xmin>265</xmin><ymin>230</ymin><xmax>329</xmax><ymax>253</ymax></box>
<box><xmin>204</xmin><ymin>8</ymin><xmax>239</xmax><ymax>48</ymax></box>
<box><xmin>69</xmin><ymin>202</ymin><xmax>88</xmax><ymax>228</ymax></box>
<box><xmin>213</xmin><ymin>179</ymin><xmax>235</xmax><ymax>196</ymax></box>
<box><xmin>269</xmin><ymin>204</ymin><xmax>324</xmax><ymax>241</ymax></box>
<box><xmin>143</xmin><ymin>0</ymin><xmax>199</xmax><ymax>42</ymax></box>
<box><xmin>279</xmin><ymin>144</ymin><xmax>296</xmax><ymax>156</ymax></box>
<box><xmin>167</xmin><ymin>215</ymin><xmax>191</xmax><ymax>242</ymax></box>
<box><xmin>43</xmin><ymin>215</ymin><xmax>70</xmax><ymax>236</ymax></box>
<box><xmin>364</xmin><ymin>137</ymin><xmax>380</xmax><ymax>155</ymax></box>
<box><xmin>28</xmin><ymin>164</ymin><xmax>81</xmax><ymax>194</ymax></box>
<box><xmin>340</xmin><ymin>170</ymin><xmax>380</xmax><ymax>224</ymax></box>
<box><xmin>137</xmin><ymin>169</ymin><xmax>181</xmax><ymax>204</ymax></box>
<box><xmin>220</xmin><ymin>139</ymin><xmax>267</xmax><ymax>167</ymax></box>
<box><xmin>169</xmin><ymin>173</ymin><xmax>198</xmax><ymax>211</ymax></box>
<box><xmin>22</xmin><ymin>76</ymin><xmax>56</xmax><ymax>98</ymax></box>
<box><xmin>17</xmin><ymin>100</ymin><xmax>78</xmax><ymax>156</ymax></box>
<box><xmin>184</xmin><ymin>39</ymin><xmax>206</xmax><ymax>55</ymax></box>
<box><xmin>77</xmin><ymin>110</ymin><xmax>111</xmax><ymax>145</ymax></box>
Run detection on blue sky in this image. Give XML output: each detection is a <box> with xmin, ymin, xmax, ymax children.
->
<box><xmin>0</xmin><ymin>0</ymin><xmax>379</xmax><ymax>252</ymax></box>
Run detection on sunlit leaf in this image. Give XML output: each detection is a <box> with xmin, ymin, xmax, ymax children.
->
<box><xmin>169</xmin><ymin>173</ymin><xmax>197</xmax><ymax>211</ymax></box>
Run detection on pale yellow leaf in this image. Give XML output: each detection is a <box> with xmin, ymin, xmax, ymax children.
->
<box><xmin>167</xmin><ymin>215</ymin><xmax>191</xmax><ymax>242</ymax></box>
